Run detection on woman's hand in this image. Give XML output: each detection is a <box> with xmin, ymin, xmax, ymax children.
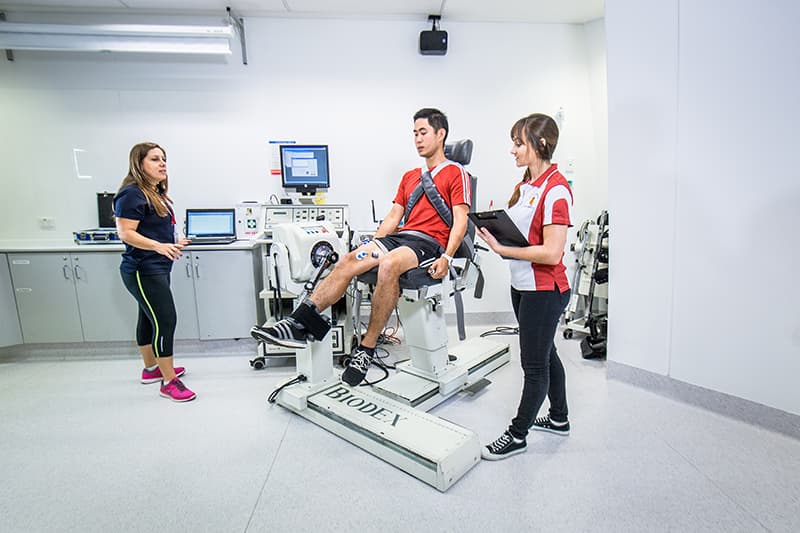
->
<box><xmin>154</xmin><ymin>241</ymin><xmax>186</xmax><ymax>261</ymax></box>
<box><xmin>476</xmin><ymin>227</ymin><xmax>501</xmax><ymax>253</ymax></box>
<box><xmin>176</xmin><ymin>237</ymin><xmax>191</xmax><ymax>247</ymax></box>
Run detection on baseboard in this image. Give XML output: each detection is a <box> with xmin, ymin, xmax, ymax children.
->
<box><xmin>0</xmin><ymin>338</ymin><xmax>258</xmax><ymax>362</ymax></box>
<box><xmin>608</xmin><ymin>361</ymin><xmax>800</xmax><ymax>441</ymax></box>
<box><xmin>445</xmin><ymin>311</ymin><xmax>516</xmax><ymax>326</ymax></box>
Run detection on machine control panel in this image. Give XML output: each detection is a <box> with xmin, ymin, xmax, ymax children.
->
<box><xmin>264</xmin><ymin>204</ymin><xmax>348</xmax><ymax>237</ymax></box>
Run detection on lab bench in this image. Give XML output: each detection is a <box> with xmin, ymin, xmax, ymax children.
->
<box><xmin>0</xmin><ymin>241</ymin><xmax>264</xmax><ymax>346</ymax></box>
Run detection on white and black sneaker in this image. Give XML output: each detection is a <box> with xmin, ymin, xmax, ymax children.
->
<box><xmin>250</xmin><ymin>318</ymin><xmax>308</xmax><ymax>349</ymax></box>
<box><xmin>341</xmin><ymin>346</ymin><xmax>375</xmax><ymax>386</ymax></box>
<box><xmin>531</xmin><ymin>415</ymin><xmax>570</xmax><ymax>436</ymax></box>
<box><xmin>481</xmin><ymin>431</ymin><xmax>527</xmax><ymax>461</ymax></box>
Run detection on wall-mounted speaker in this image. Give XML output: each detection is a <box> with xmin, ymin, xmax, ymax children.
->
<box><xmin>419</xmin><ymin>30</ymin><xmax>447</xmax><ymax>55</ymax></box>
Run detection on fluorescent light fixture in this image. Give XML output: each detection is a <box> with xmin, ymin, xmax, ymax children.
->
<box><xmin>0</xmin><ymin>21</ymin><xmax>233</xmax><ymax>55</ymax></box>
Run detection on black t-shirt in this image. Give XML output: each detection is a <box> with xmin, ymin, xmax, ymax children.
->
<box><xmin>113</xmin><ymin>184</ymin><xmax>175</xmax><ymax>274</ymax></box>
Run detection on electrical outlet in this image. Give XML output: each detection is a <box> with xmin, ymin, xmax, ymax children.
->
<box><xmin>39</xmin><ymin>216</ymin><xmax>56</xmax><ymax>229</ymax></box>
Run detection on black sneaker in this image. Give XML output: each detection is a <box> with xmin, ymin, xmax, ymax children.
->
<box><xmin>481</xmin><ymin>431</ymin><xmax>527</xmax><ymax>461</ymax></box>
<box><xmin>250</xmin><ymin>318</ymin><xmax>308</xmax><ymax>349</ymax></box>
<box><xmin>341</xmin><ymin>347</ymin><xmax>374</xmax><ymax>386</ymax></box>
<box><xmin>531</xmin><ymin>415</ymin><xmax>570</xmax><ymax>436</ymax></box>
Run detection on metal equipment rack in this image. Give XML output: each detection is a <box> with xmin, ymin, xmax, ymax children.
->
<box><xmin>563</xmin><ymin>210</ymin><xmax>608</xmax><ymax>359</ymax></box>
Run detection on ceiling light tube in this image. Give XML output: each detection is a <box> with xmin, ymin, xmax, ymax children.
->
<box><xmin>0</xmin><ymin>21</ymin><xmax>233</xmax><ymax>55</ymax></box>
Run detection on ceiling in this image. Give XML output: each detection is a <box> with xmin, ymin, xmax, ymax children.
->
<box><xmin>0</xmin><ymin>0</ymin><xmax>605</xmax><ymax>24</ymax></box>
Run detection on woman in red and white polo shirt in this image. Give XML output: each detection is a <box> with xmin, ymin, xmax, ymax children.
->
<box><xmin>478</xmin><ymin>113</ymin><xmax>574</xmax><ymax>460</ymax></box>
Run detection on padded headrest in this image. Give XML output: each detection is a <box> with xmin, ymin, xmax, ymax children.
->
<box><xmin>444</xmin><ymin>139</ymin><xmax>473</xmax><ymax>166</ymax></box>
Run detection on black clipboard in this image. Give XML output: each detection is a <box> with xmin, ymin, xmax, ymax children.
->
<box><xmin>468</xmin><ymin>209</ymin><xmax>529</xmax><ymax>247</ymax></box>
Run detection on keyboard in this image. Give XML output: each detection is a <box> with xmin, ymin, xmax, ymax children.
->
<box><xmin>187</xmin><ymin>237</ymin><xmax>236</xmax><ymax>245</ymax></box>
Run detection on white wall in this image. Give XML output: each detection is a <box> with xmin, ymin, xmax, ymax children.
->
<box><xmin>584</xmin><ymin>18</ymin><xmax>608</xmax><ymax>212</ymax></box>
<box><xmin>607</xmin><ymin>0</ymin><xmax>800</xmax><ymax>415</ymax></box>
<box><xmin>606</xmin><ymin>0</ymin><xmax>678</xmax><ymax>375</ymax></box>
<box><xmin>0</xmin><ymin>15</ymin><xmax>607</xmax><ymax>315</ymax></box>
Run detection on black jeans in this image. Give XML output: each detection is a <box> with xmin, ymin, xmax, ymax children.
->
<box><xmin>120</xmin><ymin>271</ymin><xmax>176</xmax><ymax>358</ymax></box>
<box><xmin>508</xmin><ymin>286</ymin><xmax>571</xmax><ymax>439</ymax></box>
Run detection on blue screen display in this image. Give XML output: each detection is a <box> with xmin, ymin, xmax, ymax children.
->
<box><xmin>186</xmin><ymin>210</ymin><xmax>235</xmax><ymax>237</ymax></box>
<box><xmin>280</xmin><ymin>145</ymin><xmax>330</xmax><ymax>192</ymax></box>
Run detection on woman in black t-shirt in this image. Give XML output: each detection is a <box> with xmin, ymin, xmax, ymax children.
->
<box><xmin>114</xmin><ymin>142</ymin><xmax>196</xmax><ymax>402</ymax></box>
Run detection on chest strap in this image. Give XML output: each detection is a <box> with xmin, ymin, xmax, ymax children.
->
<box><xmin>403</xmin><ymin>161</ymin><xmax>454</xmax><ymax>226</ymax></box>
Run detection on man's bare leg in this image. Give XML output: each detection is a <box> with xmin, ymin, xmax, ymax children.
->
<box><xmin>340</xmin><ymin>246</ymin><xmax>417</xmax><ymax>386</ymax></box>
<box><xmin>252</xmin><ymin>242</ymin><xmax>383</xmax><ymax>346</ymax></box>
<box><xmin>308</xmin><ymin>242</ymin><xmax>386</xmax><ymax>311</ymax></box>
<box><xmin>360</xmin><ymin>246</ymin><xmax>418</xmax><ymax>348</ymax></box>
<box><xmin>360</xmin><ymin>277</ymin><xmax>400</xmax><ymax>348</ymax></box>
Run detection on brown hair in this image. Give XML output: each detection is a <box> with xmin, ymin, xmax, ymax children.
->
<box><xmin>117</xmin><ymin>142</ymin><xmax>171</xmax><ymax>218</ymax></box>
<box><xmin>507</xmin><ymin>113</ymin><xmax>559</xmax><ymax>207</ymax></box>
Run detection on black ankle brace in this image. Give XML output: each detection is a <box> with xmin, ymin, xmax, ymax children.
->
<box><xmin>290</xmin><ymin>301</ymin><xmax>331</xmax><ymax>341</ymax></box>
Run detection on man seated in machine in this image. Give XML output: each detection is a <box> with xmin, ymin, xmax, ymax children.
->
<box><xmin>251</xmin><ymin>107</ymin><xmax>471</xmax><ymax>386</ymax></box>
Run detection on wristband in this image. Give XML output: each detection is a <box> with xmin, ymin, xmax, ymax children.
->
<box><xmin>441</xmin><ymin>253</ymin><xmax>453</xmax><ymax>263</ymax></box>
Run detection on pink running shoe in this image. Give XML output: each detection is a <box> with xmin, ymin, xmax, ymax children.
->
<box><xmin>159</xmin><ymin>378</ymin><xmax>196</xmax><ymax>402</ymax></box>
<box><xmin>141</xmin><ymin>366</ymin><xmax>185</xmax><ymax>384</ymax></box>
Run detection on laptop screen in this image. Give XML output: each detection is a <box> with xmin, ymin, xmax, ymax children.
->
<box><xmin>186</xmin><ymin>209</ymin><xmax>235</xmax><ymax>238</ymax></box>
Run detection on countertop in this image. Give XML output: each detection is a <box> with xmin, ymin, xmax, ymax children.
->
<box><xmin>0</xmin><ymin>240</ymin><xmax>260</xmax><ymax>253</ymax></box>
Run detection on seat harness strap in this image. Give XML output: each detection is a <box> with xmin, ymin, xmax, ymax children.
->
<box><xmin>403</xmin><ymin>160</ymin><xmax>453</xmax><ymax>225</ymax></box>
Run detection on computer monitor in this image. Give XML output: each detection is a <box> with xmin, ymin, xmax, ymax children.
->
<box><xmin>185</xmin><ymin>208</ymin><xmax>236</xmax><ymax>239</ymax></box>
<box><xmin>279</xmin><ymin>144</ymin><xmax>330</xmax><ymax>196</ymax></box>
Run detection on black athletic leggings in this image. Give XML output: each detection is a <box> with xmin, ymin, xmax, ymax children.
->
<box><xmin>508</xmin><ymin>286</ymin><xmax>571</xmax><ymax>439</ymax></box>
<box><xmin>120</xmin><ymin>271</ymin><xmax>176</xmax><ymax>358</ymax></box>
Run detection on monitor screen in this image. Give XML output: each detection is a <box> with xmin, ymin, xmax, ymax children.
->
<box><xmin>279</xmin><ymin>145</ymin><xmax>330</xmax><ymax>194</ymax></box>
<box><xmin>185</xmin><ymin>209</ymin><xmax>235</xmax><ymax>237</ymax></box>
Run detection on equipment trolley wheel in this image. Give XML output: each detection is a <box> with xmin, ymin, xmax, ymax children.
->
<box><xmin>250</xmin><ymin>357</ymin><xmax>266</xmax><ymax>370</ymax></box>
<box><xmin>563</xmin><ymin>329</ymin><xmax>574</xmax><ymax>339</ymax></box>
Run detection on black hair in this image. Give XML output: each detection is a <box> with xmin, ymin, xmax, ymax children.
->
<box><xmin>413</xmin><ymin>108</ymin><xmax>449</xmax><ymax>146</ymax></box>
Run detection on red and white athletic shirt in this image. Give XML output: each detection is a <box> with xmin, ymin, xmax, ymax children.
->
<box><xmin>507</xmin><ymin>163</ymin><xmax>573</xmax><ymax>292</ymax></box>
<box><xmin>392</xmin><ymin>161</ymin><xmax>472</xmax><ymax>249</ymax></box>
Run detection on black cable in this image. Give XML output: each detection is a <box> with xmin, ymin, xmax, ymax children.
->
<box><xmin>479</xmin><ymin>326</ymin><xmax>519</xmax><ymax>337</ymax></box>
<box><xmin>373</xmin><ymin>344</ymin><xmax>389</xmax><ymax>359</ymax></box>
<box><xmin>360</xmin><ymin>359</ymin><xmax>391</xmax><ymax>387</ymax></box>
<box><xmin>268</xmin><ymin>374</ymin><xmax>307</xmax><ymax>403</ymax></box>
<box><xmin>372</xmin><ymin>346</ymin><xmax>396</xmax><ymax>368</ymax></box>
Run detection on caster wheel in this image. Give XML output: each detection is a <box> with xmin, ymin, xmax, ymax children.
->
<box><xmin>338</xmin><ymin>354</ymin><xmax>351</xmax><ymax>368</ymax></box>
<box><xmin>251</xmin><ymin>358</ymin><xmax>265</xmax><ymax>370</ymax></box>
<box><xmin>563</xmin><ymin>329</ymin><xmax>574</xmax><ymax>339</ymax></box>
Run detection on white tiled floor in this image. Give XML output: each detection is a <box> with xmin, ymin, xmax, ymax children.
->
<box><xmin>1</xmin><ymin>326</ymin><xmax>799</xmax><ymax>532</ymax></box>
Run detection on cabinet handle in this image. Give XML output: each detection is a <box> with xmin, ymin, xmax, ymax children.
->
<box><xmin>186</xmin><ymin>263</ymin><xmax>192</xmax><ymax>278</ymax></box>
<box><xmin>74</xmin><ymin>265</ymin><xmax>84</xmax><ymax>280</ymax></box>
<box><xmin>62</xmin><ymin>264</ymin><xmax>72</xmax><ymax>280</ymax></box>
<box><xmin>195</xmin><ymin>264</ymin><xmax>200</xmax><ymax>278</ymax></box>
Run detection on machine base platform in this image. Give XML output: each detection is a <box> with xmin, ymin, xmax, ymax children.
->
<box><xmin>375</xmin><ymin>337</ymin><xmax>510</xmax><ymax>411</ymax></box>
<box><xmin>276</xmin><ymin>377</ymin><xmax>482</xmax><ymax>492</ymax></box>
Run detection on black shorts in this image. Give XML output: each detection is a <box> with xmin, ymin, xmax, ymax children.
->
<box><xmin>374</xmin><ymin>232</ymin><xmax>442</xmax><ymax>267</ymax></box>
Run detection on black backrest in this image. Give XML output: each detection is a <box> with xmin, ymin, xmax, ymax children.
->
<box><xmin>445</xmin><ymin>139</ymin><xmax>473</xmax><ymax>165</ymax></box>
<box><xmin>444</xmin><ymin>139</ymin><xmax>477</xmax><ymax>257</ymax></box>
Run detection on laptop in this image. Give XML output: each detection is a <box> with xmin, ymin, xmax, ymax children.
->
<box><xmin>185</xmin><ymin>208</ymin><xmax>237</xmax><ymax>245</ymax></box>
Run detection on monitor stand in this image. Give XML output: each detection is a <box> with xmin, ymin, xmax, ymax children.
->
<box><xmin>297</xmin><ymin>196</ymin><xmax>315</xmax><ymax>205</ymax></box>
